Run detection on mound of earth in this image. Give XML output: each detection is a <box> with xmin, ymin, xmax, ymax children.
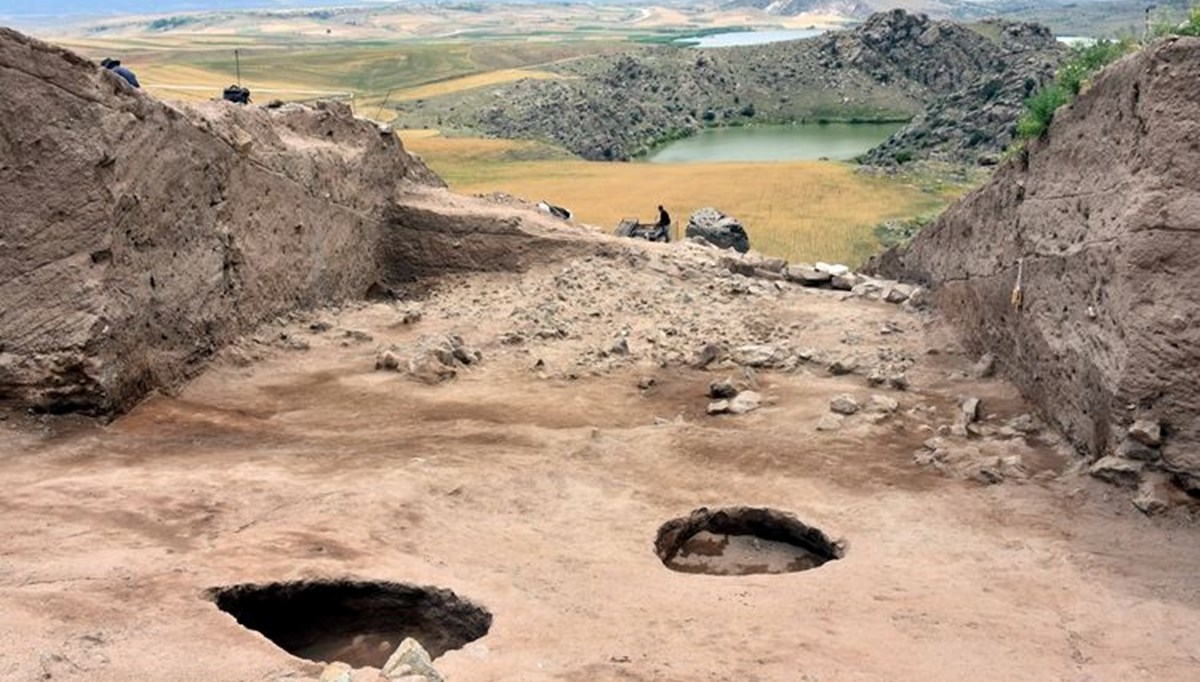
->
<box><xmin>869</xmin><ymin>36</ymin><xmax>1200</xmax><ymax>491</ymax></box>
<box><xmin>396</xmin><ymin>10</ymin><xmax>1062</xmax><ymax>161</ymax></box>
<box><xmin>0</xmin><ymin>27</ymin><xmax>602</xmax><ymax>415</ymax></box>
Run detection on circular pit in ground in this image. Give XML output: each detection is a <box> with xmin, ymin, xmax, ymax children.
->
<box><xmin>208</xmin><ymin>579</ymin><xmax>491</xmax><ymax>668</ymax></box>
<box><xmin>655</xmin><ymin>506</ymin><xmax>845</xmax><ymax>576</ymax></box>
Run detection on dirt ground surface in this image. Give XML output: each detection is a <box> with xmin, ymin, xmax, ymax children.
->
<box><xmin>3</xmin><ymin>241</ymin><xmax>1200</xmax><ymax>682</ymax></box>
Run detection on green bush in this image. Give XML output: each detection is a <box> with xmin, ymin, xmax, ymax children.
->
<box><xmin>1016</xmin><ymin>39</ymin><xmax>1134</xmax><ymax>139</ymax></box>
<box><xmin>1017</xmin><ymin>85</ymin><xmax>1071</xmax><ymax>138</ymax></box>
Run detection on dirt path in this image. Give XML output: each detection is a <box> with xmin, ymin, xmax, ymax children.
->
<box><xmin>2</xmin><ymin>243</ymin><xmax>1199</xmax><ymax>681</ymax></box>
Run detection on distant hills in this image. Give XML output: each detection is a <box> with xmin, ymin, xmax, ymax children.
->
<box><xmin>0</xmin><ymin>1</ymin><xmax>385</xmax><ymax>20</ymax></box>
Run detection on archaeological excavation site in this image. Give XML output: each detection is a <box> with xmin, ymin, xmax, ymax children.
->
<box><xmin>3</xmin><ymin>25</ymin><xmax>1200</xmax><ymax>682</ymax></box>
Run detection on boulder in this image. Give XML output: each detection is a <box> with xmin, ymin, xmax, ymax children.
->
<box><xmin>686</xmin><ymin>207</ymin><xmax>750</xmax><ymax>253</ymax></box>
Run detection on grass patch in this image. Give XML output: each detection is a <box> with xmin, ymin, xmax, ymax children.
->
<box><xmin>403</xmin><ymin>133</ymin><xmax>960</xmax><ymax>265</ymax></box>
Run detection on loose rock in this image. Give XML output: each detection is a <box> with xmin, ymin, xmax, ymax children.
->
<box><xmin>1088</xmin><ymin>456</ymin><xmax>1143</xmax><ymax>488</ymax></box>
<box><xmin>708</xmin><ymin>379</ymin><xmax>738</xmax><ymax>399</ymax></box>
<box><xmin>382</xmin><ymin>638</ymin><xmax>444</xmax><ymax>682</ymax></box>
<box><xmin>729</xmin><ymin>391</ymin><xmax>762</xmax><ymax>414</ymax></box>
<box><xmin>830</xmin><ymin>394</ymin><xmax>861</xmax><ymax>415</ymax></box>
<box><xmin>1128</xmin><ymin>420</ymin><xmax>1162</xmax><ymax>447</ymax></box>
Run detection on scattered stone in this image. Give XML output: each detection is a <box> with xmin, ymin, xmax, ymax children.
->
<box><xmin>970</xmin><ymin>353</ymin><xmax>996</xmax><ymax>379</ymax></box>
<box><xmin>905</xmin><ymin>286</ymin><xmax>931</xmax><ymax>309</ymax></box>
<box><xmin>692</xmin><ymin>343</ymin><xmax>725</xmax><ymax>369</ymax></box>
<box><xmin>1006</xmin><ymin>413</ymin><xmax>1038</xmax><ymax>433</ymax></box>
<box><xmin>972</xmin><ymin>466</ymin><xmax>1004</xmax><ymax>485</ymax></box>
<box><xmin>309</xmin><ymin>320</ymin><xmax>333</xmax><ymax>333</ymax></box>
<box><xmin>784</xmin><ymin>266</ymin><xmax>832</xmax><ymax>287</ymax></box>
<box><xmin>399</xmin><ymin>309</ymin><xmax>423</xmax><ymax>325</ymax></box>
<box><xmin>609</xmin><ymin>336</ymin><xmax>630</xmax><ymax>357</ymax></box>
<box><xmin>960</xmin><ymin>397</ymin><xmax>982</xmax><ymax>424</ymax></box>
<box><xmin>637</xmin><ymin>376</ymin><xmax>656</xmax><ymax>390</ymax></box>
<box><xmin>1132</xmin><ymin>473</ymin><xmax>1173</xmax><ymax>515</ymax></box>
<box><xmin>706</xmin><ymin>400</ymin><xmax>731</xmax><ymax>415</ymax></box>
<box><xmin>816</xmin><ymin>414</ymin><xmax>844</xmax><ymax>431</ymax></box>
<box><xmin>719</xmin><ymin>255</ymin><xmax>758</xmax><ymax>278</ymax></box>
<box><xmin>1088</xmin><ymin>456</ymin><xmax>1143</xmax><ymax>488</ymax></box>
<box><xmin>866</xmin><ymin>394</ymin><xmax>899</xmax><ymax>414</ymax></box>
<box><xmin>729</xmin><ymin>391</ymin><xmax>762</xmax><ymax>414</ymax></box>
<box><xmin>814</xmin><ymin>262</ymin><xmax>850</xmax><ymax>277</ymax></box>
<box><xmin>732</xmin><ymin>344</ymin><xmax>788</xmax><ymax>368</ymax></box>
<box><xmin>1118</xmin><ymin>437</ymin><xmax>1159</xmax><ymax>462</ymax></box>
<box><xmin>831</xmin><ymin>273</ymin><xmax>863</xmax><ymax>291</ymax></box>
<box><xmin>375</xmin><ymin>350</ymin><xmax>401</xmax><ymax>371</ymax></box>
<box><xmin>883</xmin><ymin>284</ymin><xmax>914</xmax><ymax>304</ymax></box>
<box><xmin>343</xmin><ymin>329</ymin><xmax>374</xmax><ymax>343</ymax></box>
<box><xmin>888</xmin><ymin>373</ymin><xmax>910</xmax><ymax>391</ymax></box>
<box><xmin>708</xmin><ymin>379</ymin><xmax>738</xmax><ymax>399</ymax></box>
<box><xmin>828</xmin><ymin>358</ymin><xmax>857</xmax><ymax>375</ymax></box>
<box><xmin>850</xmin><ymin>280</ymin><xmax>886</xmax><ymax>299</ymax></box>
<box><xmin>830</xmin><ymin>394</ymin><xmax>861</xmax><ymax>415</ymax></box>
<box><xmin>499</xmin><ymin>332</ymin><xmax>525</xmax><ymax>346</ymax></box>
<box><xmin>1128</xmin><ymin>420</ymin><xmax>1162</xmax><ymax>448</ymax></box>
<box><xmin>408</xmin><ymin>352</ymin><xmax>457</xmax><ymax>384</ymax></box>
<box><xmin>382</xmin><ymin>638</ymin><xmax>444</xmax><ymax>682</ymax></box>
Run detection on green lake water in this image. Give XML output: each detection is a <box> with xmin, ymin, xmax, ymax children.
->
<box><xmin>645</xmin><ymin>123</ymin><xmax>904</xmax><ymax>163</ymax></box>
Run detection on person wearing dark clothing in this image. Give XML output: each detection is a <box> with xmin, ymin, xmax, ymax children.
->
<box><xmin>100</xmin><ymin>58</ymin><xmax>140</xmax><ymax>88</ymax></box>
<box><xmin>651</xmin><ymin>204</ymin><xmax>671</xmax><ymax>242</ymax></box>
<box><xmin>656</xmin><ymin>205</ymin><xmax>671</xmax><ymax>228</ymax></box>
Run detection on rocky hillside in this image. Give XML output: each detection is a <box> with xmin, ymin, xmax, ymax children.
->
<box><xmin>860</xmin><ymin>18</ymin><xmax>1063</xmax><ymax>166</ymax></box>
<box><xmin>0</xmin><ymin>27</ymin><xmax>600</xmax><ymax>414</ymax></box>
<box><xmin>869</xmin><ymin>36</ymin><xmax>1200</xmax><ymax>490</ymax></box>
<box><xmin>397</xmin><ymin>10</ymin><xmax>1062</xmax><ymax>162</ymax></box>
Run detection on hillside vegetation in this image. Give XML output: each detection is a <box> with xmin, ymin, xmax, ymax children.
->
<box><xmin>396</xmin><ymin>10</ymin><xmax>1064</xmax><ymax>162</ymax></box>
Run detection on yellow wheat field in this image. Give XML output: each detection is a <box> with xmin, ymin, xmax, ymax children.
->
<box><xmin>403</xmin><ymin>134</ymin><xmax>949</xmax><ymax>266</ymax></box>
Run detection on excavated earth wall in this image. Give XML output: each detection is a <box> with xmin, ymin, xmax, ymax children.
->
<box><xmin>871</xmin><ymin>37</ymin><xmax>1200</xmax><ymax>488</ymax></box>
<box><xmin>0</xmin><ymin>28</ymin><xmax>593</xmax><ymax>414</ymax></box>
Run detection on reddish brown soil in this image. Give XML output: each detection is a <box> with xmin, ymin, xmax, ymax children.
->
<box><xmin>3</xmin><ymin>257</ymin><xmax>1200</xmax><ymax>682</ymax></box>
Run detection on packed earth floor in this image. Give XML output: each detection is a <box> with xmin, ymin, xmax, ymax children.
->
<box><xmin>3</xmin><ymin>239</ymin><xmax>1200</xmax><ymax>681</ymax></box>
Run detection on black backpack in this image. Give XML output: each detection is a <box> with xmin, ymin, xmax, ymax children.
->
<box><xmin>223</xmin><ymin>85</ymin><xmax>251</xmax><ymax>105</ymax></box>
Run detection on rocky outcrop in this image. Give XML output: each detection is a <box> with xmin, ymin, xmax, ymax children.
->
<box><xmin>0</xmin><ymin>27</ymin><xmax>599</xmax><ymax>414</ymax></box>
<box><xmin>396</xmin><ymin>11</ymin><xmax>1061</xmax><ymax>161</ymax></box>
<box><xmin>869</xmin><ymin>37</ymin><xmax>1200</xmax><ymax>489</ymax></box>
<box><xmin>860</xmin><ymin>18</ymin><xmax>1064</xmax><ymax>166</ymax></box>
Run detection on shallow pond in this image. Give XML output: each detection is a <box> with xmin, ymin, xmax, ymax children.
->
<box><xmin>645</xmin><ymin>122</ymin><xmax>904</xmax><ymax>163</ymax></box>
